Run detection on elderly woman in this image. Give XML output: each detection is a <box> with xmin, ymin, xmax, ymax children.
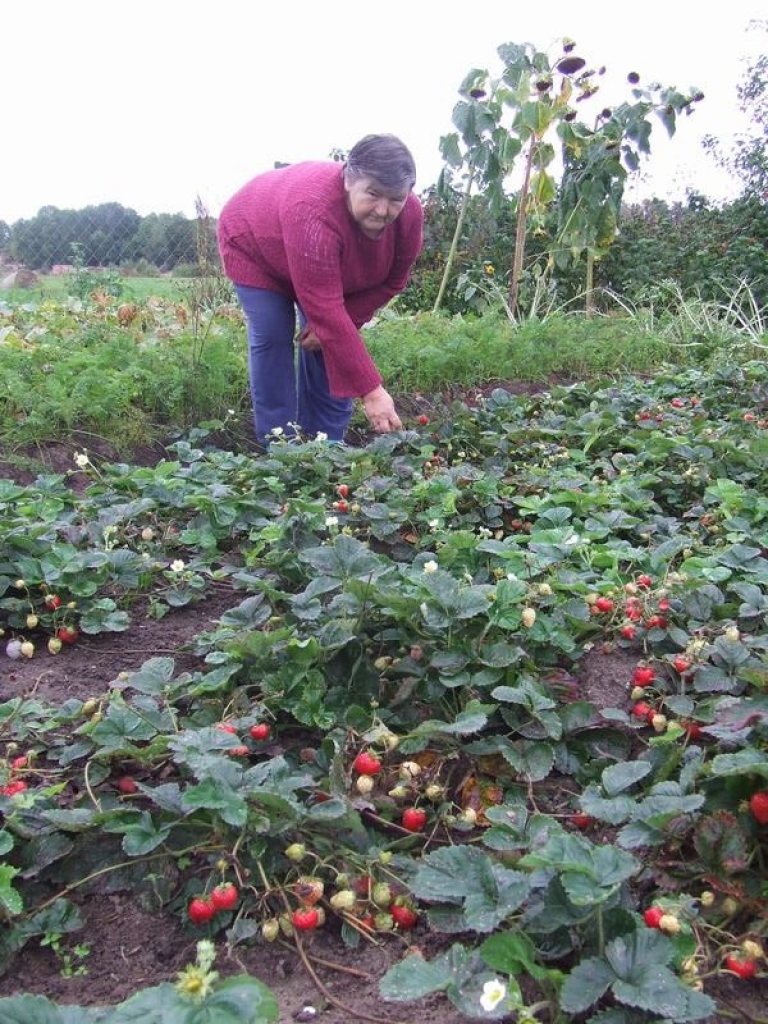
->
<box><xmin>217</xmin><ymin>134</ymin><xmax>424</xmax><ymax>444</ymax></box>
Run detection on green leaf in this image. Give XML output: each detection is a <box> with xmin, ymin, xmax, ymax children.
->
<box><xmin>601</xmin><ymin>762</ymin><xmax>652</xmax><ymax>796</ymax></box>
<box><xmin>218</xmin><ymin>594</ymin><xmax>271</xmax><ymax>629</ymax></box>
<box><xmin>560</xmin><ymin>955</ymin><xmax>615</xmax><ymax>1012</ymax></box>
<box><xmin>0</xmin><ymin>863</ymin><xmax>23</xmax><ymax>916</ymax></box>
<box><xmin>0</xmin><ymin>995</ymin><xmax>102</xmax><ymax>1022</ymax></box>
<box><xmin>379</xmin><ymin>954</ymin><xmax>453</xmax><ymax>1001</ymax></box>
<box><xmin>181</xmin><ymin>779</ymin><xmax>248</xmax><ymax>828</ymax></box>
<box><xmin>300</xmin><ymin>534</ymin><xmax>384</xmax><ymax>580</ymax></box>
<box><xmin>412</xmin><ymin>846</ymin><xmax>530</xmax><ymax>931</ymax></box>
<box><xmin>710</xmin><ymin>747</ymin><xmax>768</xmax><ymax>779</ymax></box>
<box><xmin>612</xmin><ymin>965</ymin><xmax>715</xmax><ymax>1018</ymax></box>
<box><xmin>120</xmin><ymin>810</ymin><xmax>173</xmax><ymax>856</ymax></box>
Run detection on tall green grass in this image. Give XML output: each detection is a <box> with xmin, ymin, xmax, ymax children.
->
<box><xmin>1</xmin><ymin>285</ymin><xmax>765</xmax><ymax>461</ymax></box>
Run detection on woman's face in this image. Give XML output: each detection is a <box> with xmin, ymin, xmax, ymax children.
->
<box><xmin>344</xmin><ymin>175</ymin><xmax>409</xmax><ymax>238</ymax></box>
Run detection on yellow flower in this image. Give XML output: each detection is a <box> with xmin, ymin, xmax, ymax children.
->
<box><xmin>175</xmin><ymin>964</ymin><xmax>217</xmax><ymax>1002</ymax></box>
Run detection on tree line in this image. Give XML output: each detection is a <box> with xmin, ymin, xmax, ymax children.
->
<box><xmin>0</xmin><ymin>203</ymin><xmax>201</xmax><ymax>272</ymax></box>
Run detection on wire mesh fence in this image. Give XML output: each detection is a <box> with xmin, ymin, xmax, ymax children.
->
<box><xmin>0</xmin><ymin>197</ymin><xmax>219</xmax><ymax>288</ymax></box>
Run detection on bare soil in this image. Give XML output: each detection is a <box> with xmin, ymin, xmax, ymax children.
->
<box><xmin>1</xmin><ymin>399</ymin><xmax>766</xmax><ymax>1023</ymax></box>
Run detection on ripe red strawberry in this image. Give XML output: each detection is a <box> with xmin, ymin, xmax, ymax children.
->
<box><xmin>749</xmin><ymin>791</ymin><xmax>768</xmax><ymax>825</ymax></box>
<box><xmin>333</xmin><ymin>499</ymin><xmax>349</xmax><ymax>513</ymax></box>
<box><xmin>632</xmin><ymin>701</ymin><xmax>654</xmax><ymax>721</ymax></box>
<box><xmin>402</xmin><ymin>806</ymin><xmax>427</xmax><ymax>832</ymax></box>
<box><xmin>636</xmin><ymin>575</ymin><xmax>652</xmax><ymax>589</ymax></box>
<box><xmin>291</xmin><ymin>907</ymin><xmax>320</xmax><ymax>931</ymax></box>
<box><xmin>620</xmin><ymin>623</ymin><xmax>637</xmax><ymax>640</ymax></box>
<box><xmin>391</xmin><ymin>904</ymin><xmax>418</xmax><ymax>929</ymax></box>
<box><xmin>44</xmin><ymin>594</ymin><xmax>62</xmax><ymax>610</ymax></box>
<box><xmin>216</xmin><ymin>722</ymin><xmax>238</xmax><ymax>734</ymax></box>
<box><xmin>595</xmin><ymin>596</ymin><xmax>614</xmax><ymax>613</ymax></box>
<box><xmin>116</xmin><ymin>776</ymin><xmax>138</xmax><ymax>795</ymax></box>
<box><xmin>633</xmin><ymin>664</ymin><xmax>656</xmax><ymax>686</ymax></box>
<box><xmin>0</xmin><ymin>780</ymin><xmax>27</xmax><ymax>796</ymax></box>
<box><xmin>571</xmin><ymin>813</ymin><xmax>595</xmax><ymax>830</ymax></box>
<box><xmin>56</xmin><ymin>625</ymin><xmax>78</xmax><ymax>645</ymax></box>
<box><xmin>644</xmin><ymin>615</ymin><xmax>668</xmax><ymax>630</ymax></box>
<box><xmin>228</xmin><ymin>745</ymin><xmax>249</xmax><ymax>757</ymax></box>
<box><xmin>672</xmin><ymin>655</ymin><xmax>691</xmax><ymax>674</ymax></box>
<box><xmin>724</xmin><ymin>955</ymin><xmax>757</xmax><ymax>978</ymax></box>
<box><xmin>417</xmin><ymin>414</ymin><xmax>429</xmax><ymax>426</ymax></box>
<box><xmin>188</xmin><ymin>896</ymin><xmax>216</xmax><ymax>924</ymax></box>
<box><xmin>353</xmin><ymin>875</ymin><xmax>373</xmax><ymax>896</ymax></box>
<box><xmin>336</xmin><ymin>483</ymin><xmax>350</xmax><ymax>498</ymax></box>
<box><xmin>210</xmin><ymin>882</ymin><xmax>239</xmax><ymax>913</ymax></box>
<box><xmin>250</xmin><ymin>723</ymin><xmax>271</xmax><ymax>741</ymax></box>
<box><xmin>643</xmin><ymin>906</ymin><xmax>664</xmax><ymax>928</ymax></box>
<box><xmin>353</xmin><ymin>750</ymin><xmax>382</xmax><ymax>776</ymax></box>
<box><xmin>625</xmin><ymin>598</ymin><xmax>643</xmax><ymax>621</ymax></box>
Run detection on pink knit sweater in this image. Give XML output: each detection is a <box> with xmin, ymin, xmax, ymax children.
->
<box><xmin>217</xmin><ymin>161</ymin><xmax>424</xmax><ymax>398</ymax></box>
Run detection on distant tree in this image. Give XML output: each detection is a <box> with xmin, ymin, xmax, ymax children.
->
<box><xmin>704</xmin><ymin>20</ymin><xmax>767</xmax><ymax>198</ymax></box>
<box><xmin>131</xmin><ymin>213</ymin><xmax>196</xmax><ymax>269</ymax></box>
<box><xmin>9</xmin><ymin>203</ymin><xmax>140</xmax><ymax>268</ymax></box>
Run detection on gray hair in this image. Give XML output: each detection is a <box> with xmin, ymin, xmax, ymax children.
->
<box><xmin>344</xmin><ymin>134</ymin><xmax>416</xmax><ymax>193</ymax></box>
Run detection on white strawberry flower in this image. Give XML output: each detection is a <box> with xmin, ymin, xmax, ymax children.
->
<box><xmin>480</xmin><ymin>978</ymin><xmax>507</xmax><ymax>1012</ymax></box>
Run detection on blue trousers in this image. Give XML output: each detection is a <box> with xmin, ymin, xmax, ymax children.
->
<box><xmin>235</xmin><ymin>285</ymin><xmax>354</xmax><ymax>444</ymax></box>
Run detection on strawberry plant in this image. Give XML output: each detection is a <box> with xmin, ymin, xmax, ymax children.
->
<box><xmin>1</xmin><ymin>354</ymin><xmax>768</xmax><ymax>1022</ymax></box>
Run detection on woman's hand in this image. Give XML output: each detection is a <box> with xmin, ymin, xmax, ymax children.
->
<box><xmin>362</xmin><ymin>386</ymin><xmax>402</xmax><ymax>432</ymax></box>
<box><xmin>298</xmin><ymin>327</ymin><xmax>322</xmax><ymax>351</ymax></box>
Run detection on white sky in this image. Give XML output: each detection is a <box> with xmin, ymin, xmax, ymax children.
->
<box><xmin>1</xmin><ymin>1</ymin><xmax>764</xmax><ymax>224</ymax></box>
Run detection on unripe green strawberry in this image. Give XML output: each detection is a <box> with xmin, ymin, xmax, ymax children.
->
<box><xmin>374</xmin><ymin>912</ymin><xmax>394</xmax><ymax>932</ymax></box>
<box><xmin>26</xmin><ymin>614</ymin><xmax>39</xmax><ymax>629</ymax></box>
<box><xmin>284</xmin><ymin>842</ymin><xmax>307</xmax><ymax>862</ymax></box>
<box><xmin>388</xmin><ymin>784</ymin><xmax>409</xmax><ymax>799</ymax></box>
<box><xmin>741</xmin><ymin>939</ymin><xmax>764</xmax><ymax>961</ymax></box>
<box><xmin>521</xmin><ymin>607</ymin><xmax>536</xmax><ymax>628</ymax></box>
<box><xmin>659</xmin><ymin>913</ymin><xmax>681</xmax><ymax>935</ymax></box>
<box><xmin>294</xmin><ymin>876</ymin><xmax>324</xmax><ymax>905</ymax></box>
<box><xmin>329</xmin><ymin>889</ymin><xmax>356</xmax><ymax>911</ymax></box>
<box><xmin>5</xmin><ymin>639</ymin><xmax>22</xmax><ymax>660</ymax></box>
<box><xmin>20</xmin><ymin>641</ymin><xmax>34</xmax><ymax>658</ymax></box>
<box><xmin>47</xmin><ymin>637</ymin><xmax>63</xmax><ymax>655</ymax></box>
<box><xmin>356</xmin><ymin>775</ymin><xmax>375</xmax><ymax>795</ymax></box>
<box><xmin>261</xmin><ymin>918</ymin><xmax>280</xmax><ymax>942</ymax></box>
<box><xmin>372</xmin><ymin>883</ymin><xmax>392</xmax><ymax>907</ymax></box>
